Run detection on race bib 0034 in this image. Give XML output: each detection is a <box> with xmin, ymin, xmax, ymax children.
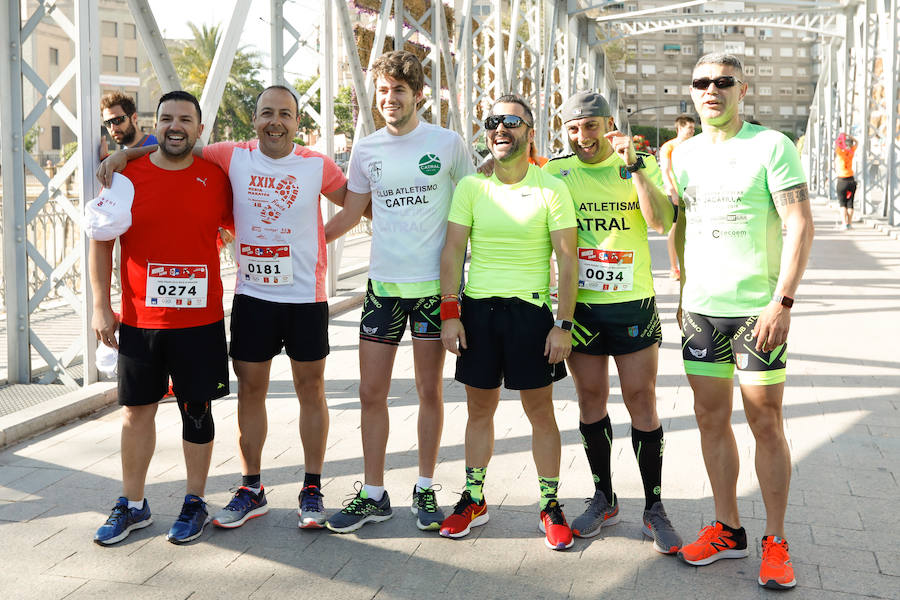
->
<box><xmin>145</xmin><ymin>263</ymin><xmax>208</xmax><ymax>307</ymax></box>
<box><xmin>239</xmin><ymin>244</ymin><xmax>292</xmax><ymax>285</ymax></box>
<box><xmin>577</xmin><ymin>248</ymin><xmax>634</xmax><ymax>292</ymax></box>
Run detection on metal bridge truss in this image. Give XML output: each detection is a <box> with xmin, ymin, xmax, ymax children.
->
<box><xmin>1</xmin><ymin>0</ymin><xmax>896</xmax><ymax>386</ymax></box>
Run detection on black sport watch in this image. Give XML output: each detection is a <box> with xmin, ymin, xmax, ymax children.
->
<box><xmin>625</xmin><ymin>156</ymin><xmax>646</xmax><ymax>173</ymax></box>
<box><xmin>554</xmin><ymin>319</ymin><xmax>573</xmax><ymax>331</ymax></box>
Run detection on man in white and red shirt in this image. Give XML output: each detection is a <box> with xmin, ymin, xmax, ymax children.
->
<box><xmin>88</xmin><ymin>91</ymin><xmax>233</xmax><ymax>546</ymax></box>
<box><xmin>98</xmin><ymin>86</ymin><xmax>348</xmax><ymax>530</ymax></box>
<box><xmin>201</xmin><ymin>86</ymin><xmax>347</xmax><ymax>530</ymax></box>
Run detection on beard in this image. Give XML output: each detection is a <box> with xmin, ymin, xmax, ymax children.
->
<box><xmin>115</xmin><ymin>122</ymin><xmax>139</xmax><ymax>146</ymax></box>
<box><xmin>490</xmin><ymin>135</ymin><xmax>526</xmax><ymax>163</ymax></box>
<box><xmin>158</xmin><ymin>135</ymin><xmax>194</xmax><ymax>159</ymax></box>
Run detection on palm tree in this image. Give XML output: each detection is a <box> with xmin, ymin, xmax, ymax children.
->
<box><xmin>172</xmin><ymin>23</ymin><xmax>263</xmax><ymax>142</ymax></box>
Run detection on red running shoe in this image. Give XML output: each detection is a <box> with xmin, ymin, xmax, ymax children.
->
<box><xmin>439</xmin><ymin>490</ymin><xmax>488</xmax><ymax>538</ymax></box>
<box><xmin>759</xmin><ymin>536</ymin><xmax>796</xmax><ymax>589</ymax></box>
<box><xmin>678</xmin><ymin>520</ymin><xmax>749</xmax><ymax>565</ymax></box>
<box><xmin>539</xmin><ymin>499</ymin><xmax>574</xmax><ymax>551</ymax></box>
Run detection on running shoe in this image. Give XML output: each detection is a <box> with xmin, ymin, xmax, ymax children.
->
<box><xmin>571</xmin><ymin>490</ymin><xmax>620</xmax><ymax>538</ymax></box>
<box><xmin>94</xmin><ymin>497</ymin><xmax>152</xmax><ymax>545</ymax></box>
<box><xmin>439</xmin><ymin>490</ymin><xmax>489</xmax><ymax>538</ymax></box>
<box><xmin>325</xmin><ymin>483</ymin><xmax>392</xmax><ymax>533</ymax></box>
<box><xmin>298</xmin><ymin>484</ymin><xmax>326</xmax><ymax>529</ymax></box>
<box><xmin>759</xmin><ymin>536</ymin><xmax>796</xmax><ymax>589</ymax></box>
<box><xmin>411</xmin><ymin>484</ymin><xmax>445</xmax><ymax>531</ymax></box>
<box><xmin>677</xmin><ymin>520</ymin><xmax>748</xmax><ymax>565</ymax></box>
<box><xmin>212</xmin><ymin>486</ymin><xmax>268</xmax><ymax>529</ymax></box>
<box><xmin>539</xmin><ymin>499</ymin><xmax>574</xmax><ymax>551</ymax></box>
<box><xmin>641</xmin><ymin>501</ymin><xmax>682</xmax><ymax>554</ymax></box>
<box><xmin>166</xmin><ymin>494</ymin><xmax>209</xmax><ymax>544</ymax></box>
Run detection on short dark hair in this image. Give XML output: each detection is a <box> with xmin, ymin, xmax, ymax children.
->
<box><xmin>370</xmin><ymin>50</ymin><xmax>425</xmax><ymax>94</ymax></box>
<box><xmin>674</xmin><ymin>115</ymin><xmax>695</xmax><ymax>128</ymax></box>
<box><xmin>156</xmin><ymin>90</ymin><xmax>202</xmax><ymax>121</ymax></box>
<box><xmin>491</xmin><ymin>94</ymin><xmax>534</xmax><ymax>126</ymax></box>
<box><xmin>101</xmin><ymin>91</ymin><xmax>136</xmax><ymax>116</ymax></box>
<box><xmin>255</xmin><ymin>85</ymin><xmax>299</xmax><ymax>116</ymax></box>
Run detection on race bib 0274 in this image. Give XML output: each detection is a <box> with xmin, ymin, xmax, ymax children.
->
<box><xmin>145</xmin><ymin>263</ymin><xmax>208</xmax><ymax>308</ymax></box>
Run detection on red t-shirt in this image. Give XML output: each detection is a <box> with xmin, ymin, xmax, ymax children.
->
<box><xmin>118</xmin><ymin>155</ymin><xmax>233</xmax><ymax>329</ymax></box>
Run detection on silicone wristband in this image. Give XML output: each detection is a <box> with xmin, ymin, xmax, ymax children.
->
<box><xmin>440</xmin><ymin>301</ymin><xmax>461</xmax><ymax>320</ymax></box>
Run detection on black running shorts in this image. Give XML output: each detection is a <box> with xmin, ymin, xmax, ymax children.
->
<box><xmin>454</xmin><ymin>296</ymin><xmax>567</xmax><ymax>390</ymax></box>
<box><xmin>571</xmin><ymin>297</ymin><xmax>662</xmax><ymax>356</ymax></box>
<box><xmin>836</xmin><ymin>176</ymin><xmax>857</xmax><ymax>209</ymax></box>
<box><xmin>229</xmin><ymin>294</ymin><xmax>329</xmax><ymax>362</ymax></box>
<box><xmin>118</xmin><ymin>320</ymin><xmax>229</xmax><ymax>406</ymax></box>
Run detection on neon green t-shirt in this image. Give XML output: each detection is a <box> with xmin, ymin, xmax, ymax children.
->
<box><xmin>448</xmin><ymin>165</ymin><xmax>577</xmax><ymax>307</ymax></box>
<box><xmin>369</xmin><ymin>279</ymin><xmax>439</xmax><ymax>298</ymax></box>
<box><xmin>543</xmin><ymin>151</ymin><xmax>665</xmax><ymax>304</ymax></box>
<box><xmin>673</xmin><ymin>122</ymin><xmax>807</xmax><ymax>316</ymax></box>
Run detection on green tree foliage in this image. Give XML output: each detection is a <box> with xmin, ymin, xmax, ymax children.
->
<box><xmin>292</xmin><ymin>76</ymin><xmax>356</xmax><ymax>142</ymax></box>
<box><xmin>172</xmin><ymin>23</ymin><xmax>263</xmax><ymax>142</ymax></box>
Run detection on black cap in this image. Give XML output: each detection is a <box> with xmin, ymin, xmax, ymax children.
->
<box><xmin>561</xmin><ymin>91</ymin><xmax>612</xmax><ymax>123</ymax></box>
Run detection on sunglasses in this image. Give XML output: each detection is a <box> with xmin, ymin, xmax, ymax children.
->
<box><xmin>484</xmin><ymin>114</ymin><xmax>533</xmax><ymax>130</ymax></box>
<box><xmin>103</xmin><ymin>115</ymin><xmax>129</xmax><ymax>128</ymax></box>
<box><xmin>691</xmin><ymin>76</ymin><xmax>742</xmax><ymax>90</ymax></box>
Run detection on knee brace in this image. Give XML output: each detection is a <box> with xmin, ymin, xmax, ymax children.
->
<box><xmin>178</xmin><ymin>399</ymin><xmax>215</xmax><ymax>444</ymax></box>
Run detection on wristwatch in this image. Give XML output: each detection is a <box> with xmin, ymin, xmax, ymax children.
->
<box><xmin>625</xmin><ymin>155</ymin><xmax>646</xmax><ymax>173</ymax></box>
<box><xmin>773</xmin><ymin>294</ymin><xmax>794</xmax><ymax>308</ymax></box>
<box><xmin>554</xmin><ymin>319</ymin><xmax>573</xmax><ymax>331</ymax></box>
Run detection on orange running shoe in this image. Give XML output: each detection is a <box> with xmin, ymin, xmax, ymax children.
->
<box><xmin>439</xmin><ymin>490</ymin><xmax>488</xmax><ymax>538</ymax></box>
<box><xmin>759</xmin><ymin>536</ymin><xmax>796</xmax><ymax>589</ymax></box>
<box><xmin>678</xmin><ymin>520</ymin><xmax>749</xmax><ymax>565</ymax></box>
<box><xmin>539</xmin><ymin>499</ymin><xmax>574</xmax><ymax>551</ymax></box>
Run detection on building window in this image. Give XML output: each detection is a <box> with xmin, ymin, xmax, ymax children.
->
<box><xmin>745</xmin><ymin>65</ymin><xmax>756</xmax><ymax>76</ymax></box>
<box><xmin>758</xmin><ymin>105</ymin><xmax>773</xmax><ymax>115</ymax></box>
<box><xmin>744</xmin><ymin>104</ymin><xmax>755</xmax><ymax>115</ymax></box>
<box><xmin>51</xmin><ymin>126</ymin><xmax>61</xmax><ymax>150</ymax></box>
<box><xmin>745</xmin><ymin>46</ymin><xmax>755</xmax><ymax>56</ymax></box>
<box><xmin>681</xmin><ymin>45</ymin><xmax>694</xmax><ymax>55</ymax></box>
<box><xmin>124</xmin><ymin>23</ymin><xmax>136</xmax><ymax>39</ymax></box>
<box><xmin>796</xmin><ymin>105</ymin><xmax>809</xmax><ymax>115</ymax></box>
<box><xmin>778</xmin><ymin>86</ymin><xmax>793</xmax><ymax>95</ymax></box>
<box><xmin>663</xmin><ymin>65</ymin><xmax>678</xmax><ymax>74</ymax></box>
<box><xmin>626</xmin><ymin>84</ymin><xmax>637</xmax><ymax>95</ymax></box>
<box><xmin>102</xmin><ymin>55</ymin><xmax>118</xmax><ymax>72</ymax></box>
<box><xmin>641</xmin><ymin>44</ymin><xmax>656</xmax><ymax>54</ymax></box>
<box><xmin>626</xmin><ymin>63</ymin><xmax>637</xmax><ymax>74</ymax></box>
<box><xmin>779</xmin><ymin>106</ymin><xmax>794</xmax><ymax>116</ymax></box>
<box><xmin>779</xmin><ymin>67</ymin><xmax>793</xmax><ymax>77</ymax></box>
<box><xmin>662</xmin><ymin>86</ymin><xmax>678</xmax><ymax>95</ymax></box>
<box><xmin>615</xmin><ymin>62</ymin><xmax>626</xmax><ymax>73</ymax></box>
<box><xmin>663</xmin><ymin>105</ymin><xmax>677</xmax><ymax>115</ymax></box>
<box><xmin>796</xmin><ymin>86</ymin><xmax>809</xmax><ymax>95</ymax></box>
<box><xmin>758</xmin><ymin>65</ymin><xmax>774</xmax><ymax>76</ymax></box>
<box><xmin>124</xmin><ymin>57</ymin><xmax>137</xmax><ymax>72</ymax></box>
<box><xmin>796</xmin><ymin>67</ymin><xmax>808</xmax><ymax>76</ymax></box>
<box><xmin>626</xmin><ymin>43</ymin><xmax>637</xmax><ymax>53</ymax></box>
<box><xmin>780</xmin><ymin>47</ymin><xmax>794</xmax><ymax>58</ymax></box>
<box><xmin>758</xmin><ymin>86</ymin><xmax>772</xmax><ymax>96</ymax></box>
<box><xmin>641</xmin><ymin>63</ymin><xmax>656</xmax><ymax>75</ymax></box>
<box><xmin>49</xmin><ymin>47</ymin><xmax>59</xmax><ymax>65</ymax></box>
<box><xmin>798</xmin><ymin>47</ymin><xmax>808</xmax><ymax>58</ymax></box>
<box><xmin>101</xmin><ymin>21</ymin><xmax>117</xmax><ymax>37</ymax></box>
<box><xmin>641</xmin><ymin>84</ymin><xmax>656</xmax><ymax>95</ymax></box>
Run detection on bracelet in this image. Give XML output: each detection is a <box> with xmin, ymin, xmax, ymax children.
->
<box><xmin>440</xmin><ymin>301</ymin><xmax>461</xmax><ymax>320</ymax></box>
<box><xmin>440</xmin><ymin>293</ymin><xmax>459</xmax><ymax>301</ymax></box>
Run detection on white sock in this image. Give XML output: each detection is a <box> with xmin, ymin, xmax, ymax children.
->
<box><xmin>362</xmin><ymin>484</ymin><xmax>385</xmax><ymax>501</ymax></box>
<box><xmin>416</xmin><ymin>476</ymin><xmax>433</xmax><ymax>492</ymax></box>
<box><xmin>127</xmin><ymin>499</ymin><xmax>144</xmax><ymax>510</ymax></box>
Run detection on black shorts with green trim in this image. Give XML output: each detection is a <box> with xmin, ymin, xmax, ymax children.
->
<box><xmin>359</xmin><ymin>281</ymin><xmax>441</xmax><ymax>346</ymax></box>
<box><xmin>454</xmin><ymin>296</ymin><xmax>567</xmax><ymax>390</ymax></box>
<box><xmin>571</xmin><ymin>297</ymin><xmax>662</xmax><ymax>356</ymax></box>
<box><xmin>681</xmin><ymin>310</ymin><xmax>786</xmax><ymax>385</ymax></box>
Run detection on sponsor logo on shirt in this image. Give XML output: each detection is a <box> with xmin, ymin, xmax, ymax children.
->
<box><xmin>627</xmin><ymin>325</ymin><xmax>639</xmax><ymax>337</ymax></box>
<box><xmin>248</xmin><ymin>174</ymin><xmax>300</xmax><ymax>224</ymax></box>
<box><xmin>688</xmin><ymin>347</ymin><xmax>708</xmax><ymax>359</ymax></box>
<box><xmin>196</xmin><ymin>177</ymin><xmax>208</xmax><ymax>187</ymax></box>
<box><xmin>413</xmin><ymin>322</ymin><xmax>429</xmax><ymax>334</ymax></box>
<box><xmin>618</xmin><ymin>166</ymin><xmax>633</xmax><ymax>180</ymax></box>
<box><xmin>735</xmin><ymin>353</ymin><xmax>749</xmax><ymax>369</ymax></box>
<box><xmin>362</xmin><ymin>325</ymin><xmax>379</xmax><ymax>335</ymax></box>
<box><xmin>418</xmin><ymin>153</ymin><xmax>442</xmax><ymax>176</ymax></box>
<box><xmin>560</xmin><ymin>169</ymin><xmax>571</xmax><ymax>177</ymax></box>
<box><xmin>368</xmin><ymin>161</ymin><xmax>383</xmax><ymax>183</ymax></box>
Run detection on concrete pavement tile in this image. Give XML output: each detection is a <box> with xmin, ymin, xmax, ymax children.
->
<box><xmin>252</xmin><ymin>572</ymin><xmax>379</xmax><ymax>600</ymax></box>
<box><xmin>410</xmin><ymin>536</ymin><xmax>526</xmax><ymax>574</ymax></box>
<box><xmin>444</xmin><ymin>571</ymin><xmax>570</xmax><ymax>600</ymax></box>
<box><xmin>812</xmin><ymin>525</ymin><xmax>897</xmax><ymax>550</ymax></box>
<box><xmin>0</xmin><ymin>465</ymin><xmax>35</xmax><ymax>486</ymax></box>
<box><xmin>847</xmin><ymin>468</ymin><xmax>898</xmax><ymax>499</ymax></box>
<box><xmin>59</xmin><ymin>579</ymin><xmax>190</xmax><ymax>599</ymax></box>
<box><xmin>0</xmin><ymin>494</ymin><xmax>56</xmax><ymax>522</ymax></box>
<box><xmin>0</xmin><ymin>467</ymin><xmax>73</xmax><ymax>502</ymax></box>
<box><xmin>787</xmin><ymin>538</ymin><xmax>879</xmax><ymax>573</ymax></box>
<box><xmin>875</xmin><ymin>551</ymin><xmax>900</xmax><ymax>577</ymax></box>
<box><xmin>819</xmin><ymin>566</ymin><xmax>900</xmax><ymax>599</ymax></box>
<box><xmin>48</xmin><ymin>544</ymin><xmax>173</xmax><ymax>585</ymax></box>
<box><xmin>769</xmin><ymin>504</ymin><xmax>865</xmax><ymax>530</ymax></box>
<box><xmin>802</xmin><ymin>491</ymin><xmax>859</xmax><ymax>511</ymax></box>
<box><xmin>0</xmin><ymin>574</ymin><xmax>87</xmax><ymax>600</ymax></box>
<box><xmin>856</xmin><ymin>497</ymin><xmax>900</xmax><ymax>533</ymax></box>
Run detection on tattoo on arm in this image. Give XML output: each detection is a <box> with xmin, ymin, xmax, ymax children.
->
<box><xmin>773</xmin><ymin>184</ymin><xmax>809</xmax><ymax>207</ymax></box>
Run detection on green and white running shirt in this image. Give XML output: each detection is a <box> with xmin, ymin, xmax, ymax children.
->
<box><xmin>543</xmin><ymin>151</ymin><xmax>665</xmax><ymax>304</ymax></box>
<box><xmin>448</xmin><ymin>165</ymin><xmax>577</xmax><ymax>307</ymax></box>
<box><xmin>673</xmin><ymin>121</ymin><xmax>806</xmax><ymax>317</ymax></box>
<box><xmin>347</xmin><ymin>121</ymin><xmax>473</xmax><ymax>297</ymax></box>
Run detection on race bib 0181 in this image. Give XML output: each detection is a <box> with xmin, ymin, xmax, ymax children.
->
<box><xmin>239</xmin><ymin>244</ymin><xmax>292</xmax><ymax>285</ymax></box>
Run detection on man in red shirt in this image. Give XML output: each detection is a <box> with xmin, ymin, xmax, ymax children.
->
<box><xmin>87</xmin><ymin>91</ymin><xmax>233</xmax><ymax>545</ymax></box>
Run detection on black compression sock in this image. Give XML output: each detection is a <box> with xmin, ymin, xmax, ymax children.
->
<box><xmin>580</xmin><ymin>416</ymin><xmax>614</xmax><ymax>502</ymax></box>
<box><xmin>631</xmin><ymin>426</ymin><xmax>664</xmax><ymax>510</ymax></box>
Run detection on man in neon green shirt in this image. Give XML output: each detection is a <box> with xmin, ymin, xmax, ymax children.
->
<box><xmin>673</xmin><ymin>53</ymin><xmax>815</xmax><ymax>590</ymax></box>
<box><xmin>543</xmin><ymin>91</ymin><xmax>682</xmax><ymax>554</ymax></box>
<box><xmin>438</xmin><ymin>94</ymin><xmax>579</xmax><ymax>551</ymax></box>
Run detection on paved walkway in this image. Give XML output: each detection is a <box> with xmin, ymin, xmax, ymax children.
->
<box><xmin>0</xmin><ymin>199</ymin><xmax>898</xmax><ymax>599</ymax></box>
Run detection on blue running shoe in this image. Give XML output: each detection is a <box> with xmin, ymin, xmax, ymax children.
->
<box><xmin>212</xmin><ymin>486</ymin><xmax>268</xmax><ymax>529</ymax></box>
<box><xmin>166</xmin><ymin>494</ymin><xmax>209</xmax><ymax>544</ymax></box>
<box><xmin>94</xmin><ymin>496</ymin><xmax>152</xmax><ymax>545</ymax></box>
<box><xmin>298</xmin><ymin>485</ymin><xmax>326</xmax><ymax>529</ymax></box>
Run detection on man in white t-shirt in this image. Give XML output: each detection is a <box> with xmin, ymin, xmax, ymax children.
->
<box><xmin>97</xmin><ymin>86</ymin><xmax>349</xmax><ymax>531</ymax></box>
<box><xmin>324</xmin><ymin>51</ymin><xmax>473</xmax><ymax>533</ymax></box>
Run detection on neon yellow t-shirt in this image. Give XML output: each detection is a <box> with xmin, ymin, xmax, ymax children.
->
<box><xmin>544</xmin><ymin>151</ymin><xmax>664</xmax><ymax>304</ymax></box>
<box><xmin>448</xmin><ymin>165</ymin><xmax>576</xmax><ymax>307</ymax></box>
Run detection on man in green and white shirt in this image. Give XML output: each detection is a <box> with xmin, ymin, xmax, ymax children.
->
<box><xmin>543</xmin><ymin>91</ymin><xmax>682</xmax><ymax>554</ymax></box>
<box><xmin>325</xmin><ymin>51</ymin><xmax>473</xmax><ymax>533</ymax></box>
<box><xmin>673</xmin><ymin>53</ymin><xmax>814</xmax><ymax>591</ymax></box>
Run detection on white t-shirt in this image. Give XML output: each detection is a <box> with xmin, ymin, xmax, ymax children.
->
<box><xmin>203</xmin><ymin>141</ymin><xmax>346</xmax><ymax>303</ymax></box>
<box><xmin>347</xmin><ymin>121</ymin><xmax>473</xmax><ymax>283</ymax></box>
